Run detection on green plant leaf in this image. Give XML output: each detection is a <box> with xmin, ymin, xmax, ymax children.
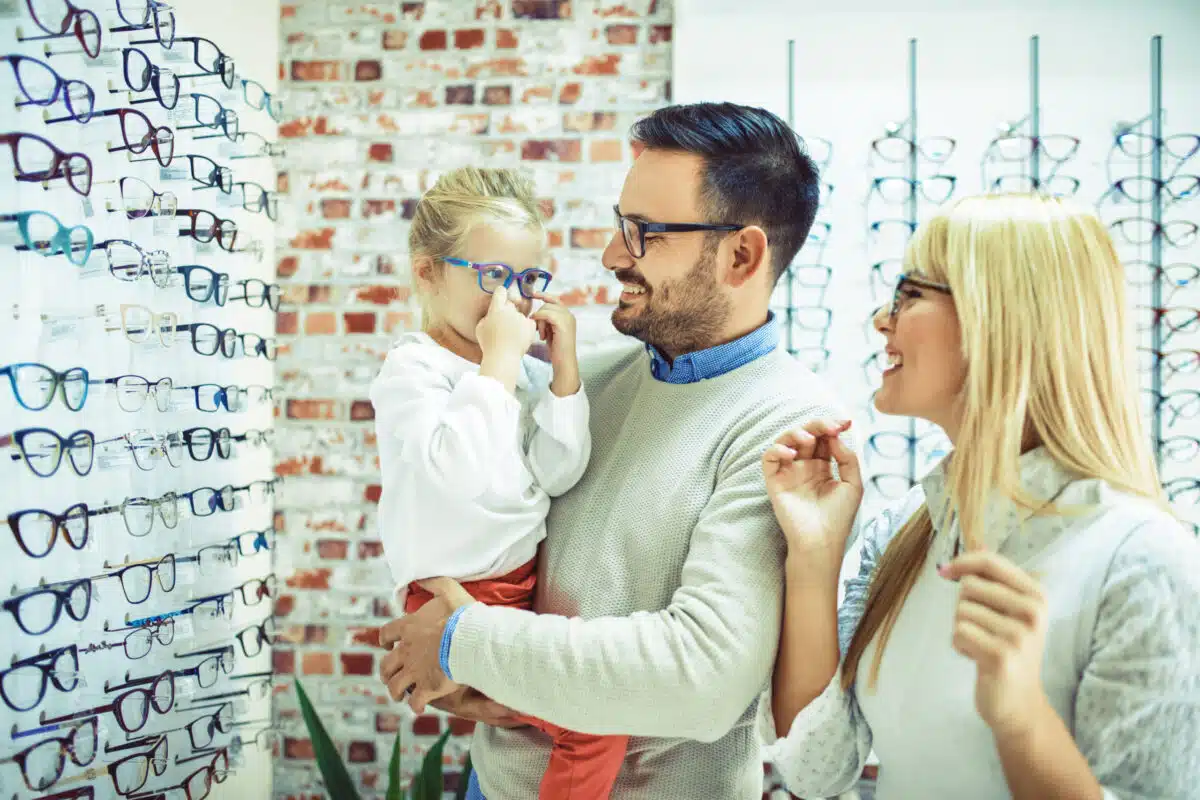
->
<box><xmin>454</xmin><ymin>751</ymin><xmax>473</xmax><ymax>800</ymax></box>
<box><xmin>411</xmin><ymin>729</ymin><xmax>452</xmax><ymax>800</ymax></box>
<box><xmin>386</xmin><ymin>730</ymin><xmax>402</xmax><ymax>800</ymax></box>
<box><xmin>293</xmin><ymin>678</ymin><xmax>361</xmax><ymax>800</ymax></box>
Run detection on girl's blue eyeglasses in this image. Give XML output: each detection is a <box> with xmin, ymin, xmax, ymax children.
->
<box><xmin>444</xmin><ymin>257</ymin><xmax>552</xmax><ymax>299</ymax></box>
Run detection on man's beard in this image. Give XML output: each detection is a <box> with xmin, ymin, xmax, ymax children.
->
<box><xmin>611</xmin><ymin>243</ymin><xmax>733</xmax><ymax>355</ymax></box>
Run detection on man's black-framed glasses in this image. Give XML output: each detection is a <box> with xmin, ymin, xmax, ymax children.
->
<box><xmin>614</xmin><ymin>205</ymin><xmax>744</xmax><ymax>260</ymax></box>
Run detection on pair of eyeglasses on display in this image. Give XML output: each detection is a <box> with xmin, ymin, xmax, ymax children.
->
<box><xmin>156</xmin><ymin>36</ymin><xmax>236</xmax><ymax>90</ymax></box>
<box><xmin>0</xmin><ymin>362</ymin><xmax>93</xmax><ymax>411</ymax></box>
<box><xmin>113</xmin><ymin>45</ymin><xmax>181</xmax><ymax>109</ymax></box>
<box><xmin>101</xmin><ymin>554</ymin><xmax>178</xmax><ymax>605</ymax></box>
<box><xmin>129</xmin><ymin>742</ymin><xmax>229</xmax><ymax>799</ymax></box>
<box><xmin>0</xmin><ymin>717</ymin><xmax>96</xmax><ymax>792</ymax></box>
<box><xmin>869</xmin><ymin>175</ymin><xmax>957</xmax><ymax>204</ymax></box>
<box><xmin>2</xmin><ymin>427</ymin><xmax>95</xmax><ymax>478</ymax></box>
<box><xmin>78</xmin><ymin>618</ymin><xmax>174</xmax><ymax>662</ymax></box>
<box><xmin>240</xmin><ymin>78</ymin><xmax>282</xmax><ymax>121</ymax></box>
<box><xmin>1111</xmin><ymin>131</ymin><xmax>1199</xmax><ymax>166</ymax></box>
<box><xmin>14</xmin><ymin>0</ymin><xmax>102</xmax><ymax>59</ymax></box>
<box><xmin>988</xmin><ymin>174</ymin><xmax>1081</xmax><ymax>198</ymax></box>
<box><xmin>1143</xmin><ymin>389</ymin><xmax>1200</xmax><ymax>428</ymax></box>
<box><xmin>174</xmin><ymin>383</ymin><xmax>274</xmax><ymax>413</ymax></box>
<box><xmin>175</xmin><ymin>93</ymin><xmax>239</xmax><ymax>141</ymax></box>
<box><xmin>175</xmin><ymin>208</ymin><xmax>238</xmax><ymax>250</ymax></box>
<box><xmin>171</xmin><ymin>322</ymin><xmax>278</xmax><ymax>360</ymax></box>
<box><xmin>1100</xmin><ymin>175</ymin><xmax>1200</xmax><ymax>206</ymax></box>
<box><xmin>0</xmin><ymin>645</ymin><xmax>84</xmax><ymax>713</ymax></box>
<box><xmin>180</xmin><ymin>270</ymin><xmax>280</xmax><ymax>309</ymax></box>
<box><xmin>44</xmin><ymin>106</ymin><xmax>175</xmax><ymax>167</ymax></box>
<box><xmin>52</xmin><ymin>731</ymin><xmax>168</xmax><ymax>796</ymax></box>
<box><xmin>1166</xmin><ymin>478</ymin><xmax>1198</xmax><ymax>505</ymax></box>
<box><xmin>1135</xmin><ymin>306</ymin><xmax>1200</xmax><ymax>341</ymax></box>
<box><xmin>984</xmin><ymin>133</ymin><xmax>1081</xmax><ymax>165</ymax></box>
<box><xmin>6</xmin><ymin>493</ymin><xmax>178</xmax><ymax>556</ymax></box>
<box><xmin>0</xmin><ymin>131</ymin><xmax>92</xmax><ymax>195</ymax></box>
<box><xmin>870</xmin><ymin>123</ymin><xmax>956</xmax><ymax>164</ymax></box>
<box><xmin>3</xmin><ymin>53</ymin><xmax>95</xmax><ymax>122</ymax></box>
<box><xmin>1160</xmin><ymin>436</ymin><xmax>1200</xmax><ymax>465</ymax></box>
<box><xmin>106</xmin><ymin>175</ymin><xmax>178</xmax><ymax>218</ymax></box>
<box><xmin>234</xmin><ymin>181</ymin><xmax>279</xmax><ymax>220</ymax></box>
<box><xmin>2</xmin><ymin>210</ymin><xmax>93</xmax><ymax>263</ymax></box>
<box><xmin>867</xmin><ymin>429</ymin><xmax>951</xmax><ymax>464</ymax></box>
<box><xmin>171</xmin><ymin>153</ymin><xmax>233</xmax><ymax>192</ymax></box>
<box><xmin>110</xmin><ymin>0</ymin><xmax>175</xmax><ymax>48</ymax></box>
<box><xmin>3</xmin><ymin>577</ymin><xmax>92</xmax><ymax>636</ymax></box>
<box><xmin>29</xmin><ymin>670</ymin><xmax>175</xmax><ymax>734</ymax></box>
<box><xmin>1138</xmin><ymin>347</ymin><xmax>1199</xmax><ymax>379</ymax></box>
<box><xmin>226</xmin><ymin>130</ymin><xmax>285</xmax><ymax>160</ymax></box>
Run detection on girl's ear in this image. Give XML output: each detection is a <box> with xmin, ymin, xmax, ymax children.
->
<box><xmin>412</xmin><ymin>255</ymin><xmax>439</xmax><ymax>292</ymax></box>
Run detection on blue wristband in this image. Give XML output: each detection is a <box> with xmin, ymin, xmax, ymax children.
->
<box><xmin>439</xmin><ymin>605</ymin><xmax>469</xmax><ymax>680</ymax></box>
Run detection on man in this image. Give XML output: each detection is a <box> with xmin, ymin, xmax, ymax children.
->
<box><xmin>381</xmin><ymin>102</ymin><xmax>847</xmax><ymax>799</ymax></box>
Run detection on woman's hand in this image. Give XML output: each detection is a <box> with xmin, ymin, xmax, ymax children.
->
<box><xmin>762</xmin><ymin>418</ymin><xmax>862</xmax><ymax>558</ymax></box>
<box><xmin>940</xmin><ymin>552</ymin><xmax>1050</xmax><ymax>739</ymax></box>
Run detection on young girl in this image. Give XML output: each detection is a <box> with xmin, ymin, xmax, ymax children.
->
<box><xmin>369</xmin><ymin>166</ymin><xmax>627</xmax><ymax>799</ymax></box>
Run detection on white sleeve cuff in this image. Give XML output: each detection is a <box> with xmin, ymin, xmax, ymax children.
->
<box><xmin>531</xmin><ymin>382</ymin><xmax>590</xmax><ymax>446</ymax></box>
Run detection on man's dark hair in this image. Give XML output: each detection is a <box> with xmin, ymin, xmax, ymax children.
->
<box><xmin>629</xmin><ymin>102</ymin><xmax>821</xmax><ymax>284</ymax></box>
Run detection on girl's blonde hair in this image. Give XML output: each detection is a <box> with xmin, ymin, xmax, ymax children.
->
<box><xmin>842</xmin><ymin>193</ymin><xmax>1165</xmax><ymax>692</ymax></box>
<box><xmin>409</xmin><ymin>166</ymin><xmax>543</xmax><ymax>328</ymax></box>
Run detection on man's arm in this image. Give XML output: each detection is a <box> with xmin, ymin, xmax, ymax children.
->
<box><xmin>445</xmin><ymin>412</ymin><xmax>836</xmax><ymax>742</ymax></box>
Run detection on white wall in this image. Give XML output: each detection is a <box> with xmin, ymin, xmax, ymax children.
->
<box><xmin>675</xmin><ymin>0</ymin><xmax>1200</xmax><ymax>526</ymax></box>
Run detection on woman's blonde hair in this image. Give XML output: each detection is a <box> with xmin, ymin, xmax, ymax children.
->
<box><xmin>408</xmin><ymin>166</ymin><xmax>543</xmax><ymax>328</ymax></box>
<box><xmin>842</xmin><ymin>193</ymin><xmax>1165</xmax><ymax>692</ymax></box>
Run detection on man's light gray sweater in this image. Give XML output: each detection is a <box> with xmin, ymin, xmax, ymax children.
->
<box><xmin>447</xmin><ymin>341</ymin><xmax>848</xmax><ymax>799</ymax></box>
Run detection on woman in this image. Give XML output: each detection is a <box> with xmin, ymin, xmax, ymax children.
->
<box><xmin>762</xmin><ymin>193</ymin><xmax>1200</xmax><ymax>799</ymax></box>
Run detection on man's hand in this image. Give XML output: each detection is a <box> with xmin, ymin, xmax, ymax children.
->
<box><xmin>432</xmin><ymin>686</ymin><xmax>529</xmax><ymax>729</ymax></box>
<box><xmin>379</xmin><ymin>577</ymin><xmax>474</xmax><ymax>713</ymax></box>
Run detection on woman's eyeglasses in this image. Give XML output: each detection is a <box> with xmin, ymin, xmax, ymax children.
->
<box><xmin>988</xmin><ymin>174</ymin><xmax>1081</xmax><ymax>198</ymax></box>
<box><xmin>180</xmin><ymin>485</ymin><xmax>236</xmax><ymax>518</ymax></box>
<box><xmin>3</xmin><ymin>54</ymin><xmax>95</xmax><ymax>122</ymax></box>
<box><xmin>0</xmin><ymin>131</ymin><xmax>92</xmax><ymax>196</ymax></box>
<box><xmin>93</xmin><ymin>492</ymin><xmax>180</xmax><ymax>537</ymax></box>
<box><xmin>888</xmin><ymin>273</ymin><xmax>953</xmax><ymax>322</ymax></box>
<box><xmin>870</xmin><ymin>131</ymin><xmax>956</xmax><ymax>164</ymax></box>
<box><xmin>227</xmin><ymin>130</ymin><xmax>285</xmax><ymax>160</ymax></box>
<box><xmin>3</xmin><ymin>577</ymin><xmax>92</xmax><ymax>636</ymax></box>
<box><xmin>44</xmin><ymin>106</ymin><xmax>175</xmax><ymax>167</ymax></box>
<box><xmin>2</xmin><ymin>427</ymin><xmax>95</xmax><ymax>478</ymax></box>
<box><xmin>869</xmin><ymin>175</ymin><xmax>957</xmax><ymax>204</ymax></box>
<box><xmin>182</xmin><ymin>426</ymin><xmax>233</xmax><ymax>462</ymax></box>
<box><xmin>104</xmin><ymin>303</ymin><xmax>178</xmax><ymax>346</ymax></box>
<box><xmin>173</xmin><ymin>646</ymin><xmax>236</xmax><ymax>689</ymax></box>
<box><xmin>0</xmin><ymin>362</ymin><xmax>89</xmax><ymax>411</ymax></box>
<box><xmin>86</xmin><ymin>619</ymin><xmax>176</xmax><ymax>660</ymax></box>
<box><xmin>14</xmin><ymin>0</ymin><xmax>101</xmax><ymax>59</ymax></box>
<box><xmin>0</xmin><ymin>645</ymin><xmax>83</xmax><ymax>713</ymax></box>
<box><xmin>232</xmin><ymin>618</ymin><xmax>277</xmax><ymax>658</ymax></box>
<box><xmin>2</xmin><ymin>210</ymin><xmax>94</xmax><ymax>265</ymax></box>
<box><xmin>0</xmin><ymin>717</ymin><xmax>96</xmax><ymax>791</ymax></box>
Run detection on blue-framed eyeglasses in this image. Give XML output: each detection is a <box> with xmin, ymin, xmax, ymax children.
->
<box><xmin>2</xmin><ymin>211</ymin><xmax>93</xmax><ymax>265</ymax></box>
<box><xmin>444</xmin><ymin>257</ymin><xmax>552</xmax><ymax>299</ymax></box>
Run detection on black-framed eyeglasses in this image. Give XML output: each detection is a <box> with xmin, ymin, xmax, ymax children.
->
<box><xmin>15</xmin><ymin>0</ymin><xmax>101</xmax><ymax>58</ymax></box>
<box><xmin>44</xmin><ymin>106</ymin><xmax>174</xmax><ymax>167</ymax></box>
<box><xmin>4</xmin><ymin>54</ymin><xmax>94</xmax><ymax>122</ymax></box>
<box><xmin>229</xmin><ymin>278</ymin><xmax>281</xmax><ymax>310</ymax></box>
<box><xmin>613</xmin><ymin>205</ymin><xmax>745</xmax><ymax>260</ymax></box>
<box><xmin>3</xmin><ymin>577</ymin><xmax>92</xmax><ymax>636</ymax></box>
<box><xmin>1</xmin><ymin>427</ymin><xmax>95</xmax><ymax>478</ymax></box>
<box><xmin>182</xmin><ymin>427</ymin><xmax>233</xmax><ymax>462</ymax></box>
<box><xmin>0</xmin><ymin>717</ymin><xmax>96</xmax><ymax>791</ymax></box>
<box><xmin>179</xmin><ymin>703</ymin><xmax>235</xmax><ymax>751</ymax></box>
<box><xmin>120</xmin><ymin>45</ymin><xmax>181</xmax><ymax>110</ymax></box>
<box><xmin>132</xmin><ymin>744</ymin><xmax>228</xmax><ymax>800</ymax></box>
<box><xmin>889</xmin><ymin>273</ymin><xmax>953</xmax><ymax>321</ymax></box>
<box><xmin>180</xmin><ymin>485</ymin><xmax>236</xmax><ymax>517</ymax></box>
<box><xmin>0</xmin><ymin>645</ymin><xmax>82</xmax><ymax>713</ymax></box>
<box><xmin>40</xmin><ymin>671</ymin><xmax>174</xmax><ymax>734</ymax></box>
<box><xmin>175</xmin><ymin>383</ymin><xmax>244</xmax><ymax>412</ymax></box>
<box><xmin>111</xmin><ymin>0</ymin><xmax>175</xmax><ymax>48</ymax></box>
<box><xmin>242</xmin><ymin>78</ymin><xmax>283</xmax><ymax>120</ymax></box>
<box><xmin>0</xmin><ymin>131</ymin><xmax>92</xmax><ymax>196</ymax></box>
<box><xmin>113</xmin><ymin>176</ymin><xmax>178</xmax><ymax>219</ymax></box>
<box><xmin>177</xmin><ymin>265</ymin><xmax>231</xmax><ymax>305</ymax></box>
<box><xmin>173</xmin><ymin>645</ymin><xmax>236</xmax><ymax>687</ymax></box>
<box><xmin>179</xmin><ymin>153</ymin><xmax>233</xmax><ymax>193</ymax></box>
<box><xmin>234</xmin><ymin>181</ymin><xmax>279</xmax><ymax>220</ymax></box>
<box><xmin>54</xmin><ymin>729</ymin><xmax>167</xmax><ymax>795</ymax></box>
<box><xmin>103</xmin><ymin>554</ymin><xmax>177</xmax><ymax>604</ymax></box>
<box><xmin>6</xmin><ymin>503</ymin><xmax>90</xmax><ymax>558</ymax></box>
<box><xmin>168</xmin><ymin>36</ymin><xmax>235</xmax><ymax>89</ymax></box>
<box><xmin>233</xmin><ymin>617</ymin><xmax>277</xmax><ymax>658</ymax></box>
<box><xmin>176</xmin><ymin>93</ymin><xmax>239</xmax><ymax>141</ymax></box>
<box><xmin>1</xmin><ymin>362</ymin><xmax>88</xmax><ymax>411</ymax></box>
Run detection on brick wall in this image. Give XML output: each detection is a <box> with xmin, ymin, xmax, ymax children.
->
<box><xmin>271</xmin><ymin>1</ymin><xmax>672</xmax><ymax>796</ymax></box>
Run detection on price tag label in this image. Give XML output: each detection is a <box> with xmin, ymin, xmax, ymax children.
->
<box><xmin>44</xmin><ymin>318</ymin><xmax>78</xmax><ymax>342</ymax></box>
<box><xmin>80</xmin><ymin>196</ymin><xmax>94</xmax><ymax>218</ymax></box>
<box><xmin>216</xmin><ymin>191</ymin><xmax>239</xmax><ymax>208</ymax></box>
<box><xmin>153</xmin><ymin>215</ymin><xmax>177</xmax><ymax>236</ymax></box>
<box><xmin>167</xmin><ymin>104</ymin><xmax>191</xmax><ymax>126</ymax></box>
<box><xmin>162</xmin><ymin>47</ymin><xmax>187</xmax><ymax>62</ymax></box>
<box><xmin>176</xmin><ymin>676</ymin><xmax>198</xmax><ymax>698</ymax></box>
<box><xmin>160</xmin><ymin>165</ymin><xmax>188</xmax><ymax>182</ymax></box>
<box><xmin>0</xmin><ymin>0</ymin><xmax>20</xmax><ymax>17</ymax></box>
<box><xmin>93</xmin><ymin>49</ymin><xmax>117</xmax><ymax>69</ymax></box>
<box><xmin>174</xmin><ymin>616</ymin><xmax>195</xmax><ymax>640</ymax></box>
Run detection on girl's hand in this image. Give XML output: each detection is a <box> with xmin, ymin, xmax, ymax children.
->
<box><xmin>476</xmin><ymin>288</ymin><xmax>537</xmax><ymax>360</ymax></box>
<box><xmin>940</xmin><ymin>552</ymin><xmax>1050</xmax><ymax>739</ymax></box>
<box><xmin>763</xmin><ymin>418</ymin><xmax>862</xmax><ymax>557</ymax></box>
<box><xmin>530</xmin><ymin>292</ymin><xmax>580</xmax><ymax>396</ymax></box>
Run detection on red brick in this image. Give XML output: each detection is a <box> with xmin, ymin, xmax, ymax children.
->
<box><xmin>287</xmin><ymin>568</ymin><xmax>333</xmax><ymax>590</ymax></box>
<box><xmin>376</xmin><ymin>712</ymin><xmax>402</xmax><ymax>733</ymax></box>
<box><xmin>573</xmin><ymin>54</ymin><xmax>620</xmax><ymax>75</ymax></box>
<box><xmin>286</xmin><ymin>399</ymin><xmax>338</xmax><ymax>420</ymax></box>
<box><xmin>358</xmin><ymin>541</ymin><xmax>385</xmax><ymax>560</ymax></box>
<box><xmin>350</xmin><ymin>626</ymin><xmax>382</xmax><ymax>647</ymax></box>
<box><xmin>355</xmin><ymin>60</ymin><xmax>382</xmax><ymax>81</ymax></box>
<box><xmin>448</xmin><ymin>717</ymin><xmax>477</xmax><ymax>736</ymax></box>
<box><xmin>565</xmin><ymin>111</ymin><xmax>617</xmax><ymax>132</ymax></box>
<box><xmin>558</xmin><ymin>82</ymin><xmax>581</xmax><ymax>103</ymax></box>
<box><xmin>276</xmin><ymin>311</ymin><xmax>299</xmax><ymax>335</ymax></box>
<box><xmin>650</xmin><ymin>24</ymin><xmax>671</xmax><ymax>43</ymax></box>
<box><xmin>344</xmin><ymin>313</ymin><xmax>376</xmax><ymax>334</ymax></box>
<box><xmin>483</xmin><ymin>85</ymin><xmax>512</xmax><ymax>106</ymax></box>
<box><xmin>512</xmin><ymin>0</ymin><xmax>570</xmax><ymax>18</ymax></box>
<box><xmin>547</xmin><ymin>229</ymin><xmax>564</xmax><ymax>248</ymax></box>
<box><xmin>289</xmin><ymin>228</ymin><xmax>336</xmax><ymax>250</ymax></box>
<box><xmin>301</xmin><ymin>651</ymin><xmax>334</xmax><ymax>675</ymax></box>
<box><xmin>280</xmin><ymin>4</ymin><xmax>295</xmax><ymax>17</ymax></box>
<box><xmin>277</xmin><ymin>171</ymin><xmax>290</xmax><ymax>193</ymax></box>
<box><xmin>402</xmin><ymin>2</ymin><xmax>424</xmax><ymax>19</ymax></box>
<box><xmin>284</xmin><ymin>737</ymin><xmax>314</xmax><ymax>760</ymax></box>
<box><xmin>454</xmin><ymin>29</ymin><xmax>486</xmax><ymax>49</ymax></box>
<box><xmin>495</xmin><ymin>28</ymin><xmax>518</xmax><ymax>48</ymax></box>
<box><xmin>316</xmin><ymin>539</ymin><xmax>349</xmax><ymax>559</ymax></box>
<box><xmin>412</xmin><ymin>715</ymin><xmax>441</xmax><ymax>735</ymax></box>
<box><xmin>372</xmin><ymin>597</ymin><xmax>393</xmax><ymax>617</ymax></box>
<box><xmin>367</xmin><ymin>142</ymin><xmax>393</xmax><ymax>162</ymax></box>
<box><xmin>419</xmin><ymin>30</ymin><xmax>447</xmax><ymax>50</ymax></box>
<box><xmin>382</xmin><ymin>29</ymin><xmax>407</xmax><ymax>50</ymax></box>
<box><xmin>590</xmin><ymin>139</ymin><xmax>623</xmax><ymax>162</ymax></box>
<box><xmin>304</xmin><ymin>624</ymin><xmax>329</xmax><ymax>644</ymax></box>
<box><xmin>351</xmin><ymin>285</ymin><xmax>403</xmax><ymax>305</ymax></box>
<box><xmin>348</xmin><ymin>741</ymin><xmax>376</xmax><ymax>763</ymax></box>
<box><xmin>341</xmin><ymin>652</ymin><xmax>374</xmax><ymax>676</ymax></box>
<box><xmin>364</xmin><ymin>484</ymin><xmax>383</xmax><ymax>503</ymax></box>
<box><xmin>595</xmin><ymin>0</ymin><xmax>643</xmax><ymax>15</ymax></box>
<box><xmin>273</xmin><ymin>648</ymin><xmax>295</xmax><ymax>675</ymax></box>
<box><xmin>275</xmin><ymin>594</ymin><xmax>297</xmax><ymax>617</ymax></box>
<box><xmin>570</xmin><ymin>228</ymin><xmax>612</xmax><ymax>249</ymax></box>
<box><xmin>537</xmin><ymin>198</ymin><xmax>555</xmax><ymax>220</ymax></box>
<box><xmin>277</xmin><ymin>255</ymin><xmax>299</xmax><ymax>278</ymax></box>
<box><xmin>521</xmin><ymin>139</ymin><xmax>582</xmax><ymax>162</ymax></box>
<box><xmin>606</xmin><ymin>23</ymin><xmax>638</xmax><ymax>44</ymax></box>
<box><xmin>290</xmin><ymin>60</ymin><xmax>341</xmax><ymax>81</ymax></box>
<box><xmin>445</xmin><ymin>84</ymin><xmax>475</xmax><ymax>105</ymax></box>
<box><xmin>464</xmin><ymin>57</ymin><xmax>526</xmax><ymax>78</ymax></box>
<box><xmin>476</xmin><ymin>0</ymin><xmax>503</xmax><ymax>18</ymax></box>
<box><xmin>321</xmin><ymin>198</ymin><xmax>352</xmax><ymax>219</ymax></box>
<box><xmin>350</xmin><ymin>399</ymin><xmax>375</xmax><ymax>420</ymax></box>
<box><xmin>305</xmin><ymin>312</ymin><xmax>337</xmax><ymax>335</ymax></box>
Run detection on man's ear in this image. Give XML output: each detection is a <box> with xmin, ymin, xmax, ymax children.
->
<box><xmin>724</xmin><ymin>225</ymin><xmax>769</xmax><ymax>289</ymax></box>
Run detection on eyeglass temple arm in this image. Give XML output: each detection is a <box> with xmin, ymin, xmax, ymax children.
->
<box><xmin>40</xmin><ymin>705</ymin><xmax>105</xmax><ymax>726</ymax></box>
<box><xmin>105</xmin><ymin>732</ymin><xmax>166</xmax><ymax>753</ymax></box>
